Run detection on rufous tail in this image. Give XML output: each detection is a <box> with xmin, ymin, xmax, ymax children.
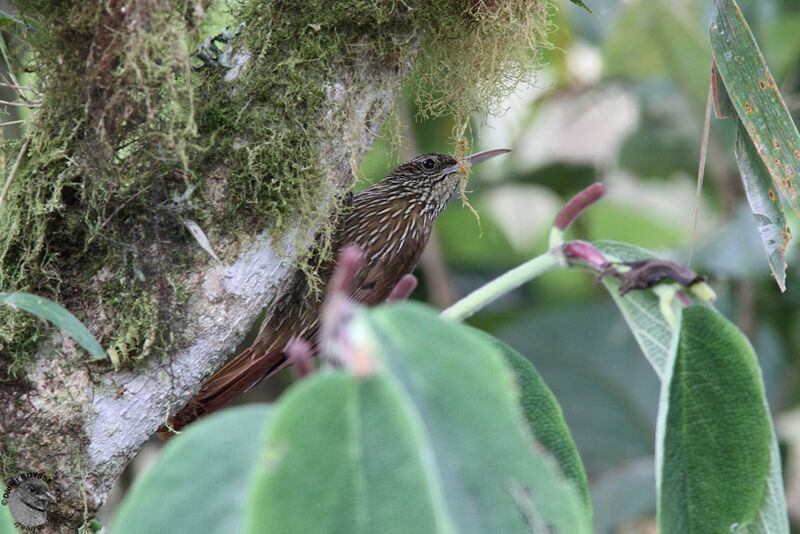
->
<box><xmin>157</xmin><ymin>345</ymin><xmax>289</xmax><ymax>439</ymax></box>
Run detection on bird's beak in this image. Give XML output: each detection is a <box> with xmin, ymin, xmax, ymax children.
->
<box><xmin>443</xmin><ymin>148</ymin><xmax>511</xmax><ymax>174</ymax></box>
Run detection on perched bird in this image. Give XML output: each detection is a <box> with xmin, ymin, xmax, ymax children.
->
<box><xmin>8</xmin><ymin>478</ymin><xmax>55</xmax><ymax>528</ymax></box>
<box><xmin>161</xmin><ymin>149</ymin><xmax>510</xmax><ymax>435</ymax></box>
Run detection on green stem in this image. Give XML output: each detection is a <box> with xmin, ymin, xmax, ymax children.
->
<box><xmin>441</xmin><ymin>252</ymin><xmax>561</xmax><ymax>321</ymax></box>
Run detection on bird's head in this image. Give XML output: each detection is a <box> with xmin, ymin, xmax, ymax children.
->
<box><xmin>7</xmin><ymin>478</ymin><xmax>55</xmax><ymax>528</ymax></box>
<box><xmin>16</xmin><ymin>479</ymin><xmax>55</xmax><ymax>509</ymax></box>
<box><xmin>384</xmin><ymin>149</ymin><xmax>510</xmax><ymax>211</ymax></box>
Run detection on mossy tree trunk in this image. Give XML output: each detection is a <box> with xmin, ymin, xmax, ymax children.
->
<box><xmin>0</xmin><ymin>2</ymin><xmax>423</xmax><ymax>531</ymax></box>
<box><xmin>0</xmin><ymin>0</ymin><xmax>552</xmax><ymax>531</ymax></box>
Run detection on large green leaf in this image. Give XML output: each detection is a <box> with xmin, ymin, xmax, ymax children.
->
<box><xmin>479</xmin><ymin>332</ymin><xmax>592</xmax><ymax>516</ymax></box>
<box><xmin>656</xmin><ymin>306</ymin><xmax>782</xmax><ymax>533</ymax></box>
<box><xmin>585</xmin><ymin>244</ymin><xmax>786</xmax><ymax>531</ymax></box>
<box><xmin>0</xmin><ymin>292</ymin><xmax>104</xmax><ymax>358</ymax></box>
<box><xmin>247</xmin><ymin>302</ymin><xmax>590</xmax><ymax>534</ymax></box>
<box><xmin>110</xmin><ymin>405</ymin><xmax>271</xmax><ymax>534</ymax></box>
<box><xmin>495</xmin><ymin>300</ymin><xmax>659</xmax><ymax>477</ymax></box>
<box><xmin>493</xmin><ymin>300</ymin><xmax>664</xmax><ymax>531</ymax></box>
<box><xmin>247</xmin><ymin>373</ymin><xmax>445</xmax><ymax>533</ymax></box>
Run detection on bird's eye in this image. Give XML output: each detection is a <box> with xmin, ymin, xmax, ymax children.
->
<box><xmin>422</xmin><ymin>158</ymin><xmax>436</xmax><ymax>170</ymax></box>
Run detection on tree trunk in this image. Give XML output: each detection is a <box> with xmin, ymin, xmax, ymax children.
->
<box><xmin>0</xmin><ymin>2</ymin><xmax>421</xmax><ymax>530</ymax></box>
<box><xmin>0</xmin><ymin>0</ymin><xmax>553</xmax><ymax>530</ymax></box>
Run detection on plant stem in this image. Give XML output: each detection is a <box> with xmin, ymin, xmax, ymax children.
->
<box><xmin>0</xmin><ymin>136</ymin><xmax>29</xmax><ymax>213</ymax></box>
<box><xmin>441</xmin><ymin>251</ymin><xmax>560</xmax><ymax>321</ymax></box>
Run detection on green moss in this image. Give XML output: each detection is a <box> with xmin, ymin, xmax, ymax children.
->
<box><xmin>193</xmin><ymin>0</ymin><xmax>554</xmax><ymax>275</ymax></box>
<box><xmin>189</xmin><ymin>1</ymin><xmax>450</xmax><ymax>288</ymax></box>
<box><xmin>416</xmin><ymin>0</ymin><xmax>554</xmax><ymax>134</ymax></box>
<box><xmin>0</xmin><ymin>0</ymin><xmax>554</xmax><ymax>370</ymax></box>
<box><xmin>1</xmin><ymin>1</ymin><xmax>205</xmax><ymax>366</ymax></box>
<box><xmin>0</xmin><ymin>437</ymin><xmax>20</xmax><ymax>479</ymax></box>
<box><xmin>0</xmin><ymin>315</ymin><xmax>40</xmax><ymax>376</ymax></box>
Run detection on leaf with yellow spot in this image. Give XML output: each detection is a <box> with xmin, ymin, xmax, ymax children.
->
<box><xmin>710</xmin><ymin>0</ymin><xmax>799</xmax><ymax>290</ymax></box>
<box><xmin>735</xmin><ymin>120</ymin><xmax>789</xmax><ymax>291</ymax></box>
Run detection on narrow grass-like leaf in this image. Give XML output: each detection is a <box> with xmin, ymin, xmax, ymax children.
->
<box><xmin>656</xmin><ymin>306</ymin><xmax>778</xmax><ymax>532</ymax></box>
<box><xmin>711</xmin><ymin>60</ymin><xmax>735</xmax><ymax>119</ymax></box>
<box><xmin>735</xmin><ymin>120</ymin><xmax>789</xmax><ymax>291</ymax></box>
<box><xmin>0</xmin><ymin>292</ymin><xmax>104</xmax><ymax>357</ymax></box>
<box><xmin>711</xmin><ymin>51</ymin><xmax>790</xmax><ymax>291</ymax></box>
<box><xmin>0</xmin><ymin>10</ymin><xmax>36</xmax><ymax>31</ymax></box>
<box><xmin>182</xmin><ymin>218</ymin><xmax>221</xmax><ymax>262</ymax></box>
<box><xmin>710</xmin><ymin>0</ymin><xmax>800</xmax><ymax>218</ymax></box>
<box><xmin>567</xmin><ymin>0</ymin><xmax>592</xmax><ymax>13</ymax></box>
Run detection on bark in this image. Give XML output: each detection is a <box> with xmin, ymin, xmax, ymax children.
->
<box><xmin>0</xmin><ymin>11</ymin><xmax>418</xmax><ymax>532</ymax></box>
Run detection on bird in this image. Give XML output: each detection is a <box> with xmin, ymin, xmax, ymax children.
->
<box><xmin>160</xmin><ymin>148</ymin><xmax>510</xmax><ymax>436</ymax></box>
<box><xmin>7</xmin><ymin>478</ymin><xmax>55</xmax><ymax>528</ymax></box>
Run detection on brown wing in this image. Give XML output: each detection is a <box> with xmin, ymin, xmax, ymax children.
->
<box><xmin>349</xmin><ymin>236</ymin><xmax>427</xmax><ymax>305</ymax></box>
<box><xmin>159</xmin><ymin>345</ymin><xmax>285</xmax><ymax>436</ymax></box>
<box><xmin>341</xmin><ymin>194</ymin><xmax>430</xmax><ymax>306</ymax></box>
<box><xmin>160</xmin><ymin>190</ymin><xmax>430</xmax><ymax>437</ymax></box>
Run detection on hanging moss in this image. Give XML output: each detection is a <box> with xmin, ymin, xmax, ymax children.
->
<box><xmin>0</xmin><ymin>0</ymin><xmax>206</xmax><ymax>370</ymax></box>
<box><xmin>0</xmin><ymin>0</ymin><xmax>554</xmax><ymax>372</ymax></box>
<box><xmin>418</xmin><ymin>0</ymin><xmax>554</xmax><ymax>132</ymax></box>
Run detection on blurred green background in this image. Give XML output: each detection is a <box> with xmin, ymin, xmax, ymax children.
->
<box><xmin>100</xmin><ymin>0</ymin><xmax>800</xmax><ymax>531</ymax></box>
<box><xmin>358</xmin><ymin>0</ymin><xmax>800</xmax><ymax>530</ymax></box>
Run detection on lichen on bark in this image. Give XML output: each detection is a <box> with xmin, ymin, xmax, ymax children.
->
<box><xmin>0</xmin><ymin>0</ymin><xmax>555</xmax><ymax>530</ymax></box>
